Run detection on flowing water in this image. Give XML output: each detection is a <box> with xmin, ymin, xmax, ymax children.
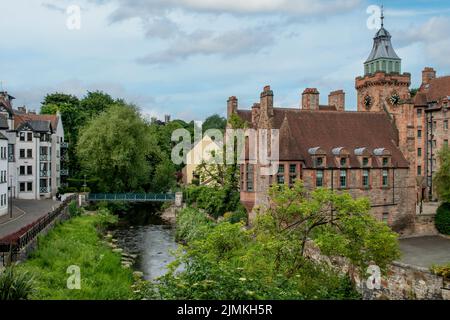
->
<box><xmin>113</xmin><ymin>204</ymin><xmax>180</xmax><ymax>281</ymax></box>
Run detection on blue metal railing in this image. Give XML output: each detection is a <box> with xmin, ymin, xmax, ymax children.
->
<box><xmin>87</xmin><ymin>193</ymin><xmax>176</xmax><ymax>202</ymax></box>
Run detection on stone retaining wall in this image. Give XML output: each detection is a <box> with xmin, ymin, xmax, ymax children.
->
<box><xmin>304</xmin><ymin>241</ymin><xmax>449</xmax><ymax>300</ymax></box>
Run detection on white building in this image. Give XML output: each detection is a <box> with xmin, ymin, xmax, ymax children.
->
<box><xmin>0</xmin><ymin>92</ymin><xmax>67</xmax><ymax>202</ymax></box>
<box><xmin>0</xmin><ymin>133</ymin><xmax>8</xmax><ymax>216</ymax></box>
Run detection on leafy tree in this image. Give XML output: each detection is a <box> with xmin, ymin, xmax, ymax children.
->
<box><xmin>77</xmin><ymin>104</ymin><xmax>157</xmax><ymax>192</ymax></box>
<box><xmin>154</xmin><ymin>212</ymin><xmax>359</xmax><ymax>300</ymax></box>
<box><xmin>202</xmin><ymin>114</ymin><xmax>227</xmax><ymax>133</ymax></box>
<box><xmin>152</xmin><ymin>161</ymin><xmax>177</xmax><ymax>193</ymax></box>
<box><xmin>262</xmin><ymin>180</ymin><xmax>400</xmax><ymax>273</ymax></box>
<box><xmin>79</xmin><ymin>91</ymin><xmax>115</xmax><ymax>120</ymax></box>
<box><xmin>434</xmin><ymin>146</ymin><xmax>450</xmax><ymax>203</ymax></box>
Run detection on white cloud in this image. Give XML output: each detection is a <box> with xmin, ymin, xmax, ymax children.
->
<box><xmin>136</xmin><ymin>28</ymin><xmax>275</xmax><ymax>64</ymax></box>
<box><xmin>396</xmin><ymin>16</ymin><xmax>450</xmax><ymax>66</ymax></box>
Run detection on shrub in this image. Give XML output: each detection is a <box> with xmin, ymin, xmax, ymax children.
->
<box><xmin>95</xmin><ymin>207</ymin><xmax>119</xmax><ymax>230</ymax></box>
<box><xmin>175</xmin><ymin>207</ymin><xmax>212</xmax><ymax>243</ymax></box>
<box><xmin>431</xmin><ymin>263</ymin><xmax>450</xmax><ymax>279</ymax></box>
<box><xmin>183</xmin><ymin>185</ymin><xmax>241</xmax><ymax>219</ymax></box>
<box><xmin>435</xmin><ymin>203</ymin><xmax>450</xmax><ymax>235</ymax></box>
<box><xmin>0</xmin><ymin>267</ymin><xmax>34</xmax><ymax>300</ymax></box>
<box><xmin>156</xmin><ymin>221</ymin><xmax>360</xmax><ymax>300</ymax></box>
<box><xmin>68</xmin><ymin>201</ymin><xmax>83</xmax><ymax>217</ymax></box>
<box><xmin>224</xmin><ymin>205</ymin><xmax>248</xmax><ymax>224</ymax></box>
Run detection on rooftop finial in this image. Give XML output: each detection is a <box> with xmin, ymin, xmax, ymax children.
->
<box><xmin>381</xmin><ymin>4</ymin><xmax>384</xmax><ymax>28</ymax></box>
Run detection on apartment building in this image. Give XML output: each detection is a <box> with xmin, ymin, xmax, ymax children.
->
<box><xmin>0</xmin><ymin>92</ymin><xmax>67</xmax><ymax>204</ymax></box>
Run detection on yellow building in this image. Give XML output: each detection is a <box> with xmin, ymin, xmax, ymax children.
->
<box><xmin>182</xmin><ymin>135</ymin><xmax>221</xmax><ymax>185</ymax></box>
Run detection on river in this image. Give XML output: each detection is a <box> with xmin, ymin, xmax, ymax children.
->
<box><xmin>113</xmin><ymin>204</ymin><xmax>180</xmax><ymax>281</ymax></box>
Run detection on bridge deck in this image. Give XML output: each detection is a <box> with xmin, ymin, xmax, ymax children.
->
<box><xmin>87</xmin><ymin>193</ymin><xmax>176</xmax><ymax>202</ymax></box>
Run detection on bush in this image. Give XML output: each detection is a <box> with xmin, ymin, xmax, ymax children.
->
<box><xmin>431</xmin><ymin>263</ymin><xmax>450</xmax><ymax>279</ymax></box>
<box><xmin>156</xmin><ymin>221</ymin><xmax>360</xmax><ymax>300</ymax></box>
<box><xmin>0</xmin><ymin>267</ymin><xmax>34</xmax><ymax>300</ymax></box>
<box><xmin>68</xmin><ymin>201</ymin><xmax>83</xmax><ymax>217</ymax></box>
<box><xmin>95</xmin><ymin>207</ymin><xmax>119</xmax><ymax>230</ymax></box>
<box><xmin>175</xmin><ymin>207</ymin><xmax>212</xmax><ymax>243</ymax></box>
<box><xmin>183</xmin><ymin>185</ymin><xmax>241</xmax><ymax>219</ymax></box>
<box><xmin>435</xmin><ymin>203</ymin><xmax>450</xmax><ymax>235</ymax></box>
<box><xmin>224</xmin><ymin>205</ymin><xmax>248</xmax><ymax>224</ymax></box>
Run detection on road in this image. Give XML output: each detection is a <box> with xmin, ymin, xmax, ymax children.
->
<box><xmin>399</xmin><ymin>236</ymin><xmax>450</xmax><ymax>268</ymax></box>
<box><xmin>0</xmin><ymin>199</ymin><xmax>60</xmax><ymax>239</ymax></box>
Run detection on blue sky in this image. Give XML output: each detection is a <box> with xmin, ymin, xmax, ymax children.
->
<box><xmin>1</xmin><ymin>0</ymin><xmax>450</xmax><ymax>121</ymax></box>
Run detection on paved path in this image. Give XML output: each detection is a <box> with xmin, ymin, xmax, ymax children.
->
<box><xmin>0</xmin><ymin>199</ymin><xmax>60</xmax><ymax>239</ymax></box>
<box><xmin>399</xmin><ymin>236</ymin><xmax>450</xmax><ymax>268</ymax></box>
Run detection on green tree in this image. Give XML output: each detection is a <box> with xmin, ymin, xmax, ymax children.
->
<box><xmin>152</xmin><ymin>161</ymin><xmax>177</xmax><ymax>193</ymax></box>
<box><xmin>203</xmin><ymin>114</ymin><xmax>227</xmax><ymax>133</ymax></box>
<box><xmin>77</xmin><ymin>104</ymin><xmax>157</xmax><ymax>192</ymax></box>
<box><xmin>263</xmin><ymin>180</ymin><xmax>400</xmax><ymax>273</ymax></box>
<box><xmin>434</xmin><ymin>146</ymin><xmax>450</xmax><ymax>203</ymax></box>
<box><xmin>80</xmin><ymin>91</ymin><xmax>116</xmax><ymax>120</ymax></box>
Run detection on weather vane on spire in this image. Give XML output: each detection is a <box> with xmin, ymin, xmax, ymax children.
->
<box><xmin>381</xmin><ymin>4</ymin><xmax>384</xmax><ymax>28</ymax></box>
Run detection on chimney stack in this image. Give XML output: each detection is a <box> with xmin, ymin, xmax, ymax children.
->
<box><xmin>302</xmin><ymin>88</ymin><xmax>320</xmax><ymax>110</ymax></box>
<box><xmin>260</xmin><ymin>85</ymin><xmax>274</xmax><ymax>117</ymax></box>
<box><xmin>328</xmin><ymin>90</ymin><xmax>345</xmax><ymax>111</ymax></box>
<box><xmin>227</xmin><ymin>96</ymin><xmax>238</xmax><ymax>118</ymax></box>
<box><xmin>422</xmin><ymin>67</ymin><xmax>436</xmax><ymax>85</ymax></box>
<box><xmin>18</xmin><ymin>106</ymin><xmax>27</xmax><ymax>113</ymax></box>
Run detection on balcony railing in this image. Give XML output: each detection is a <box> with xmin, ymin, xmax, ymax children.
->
<box><xmin>40</xmin><ymin>187</ymin><xmax>51</xmax><ymax>194</ymax></box>
<box><xmin>40</xmin><ymin>155</ymin><xmax>49</xmax><ymax>161</ymax></box>
<box><xmin>60</xmin><ymin>169</ymin><xmax>69</xmax><ymax>176</ymax></box>
<box><xmin>61</xmin><ymin>142</ymin><xmax>69</xmax><ymax>148</ymax></box>
<box><xmin>8</xmin><ymin>154</ymin><xmax>15</xmax><ymax>162</ymax></box>
<box><xmin>40</xmin><ymin>171</ymin><xmax>51</xmax><ymax>177</ymax></box>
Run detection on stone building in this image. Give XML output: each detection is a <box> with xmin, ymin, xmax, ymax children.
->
<box><xmin>413</xmin><ymin>68</ymin><xmax>450</xmax><ymax>201</ymax></box>
<box><xmin>227</xmin><ymin>16</ymin><xmax>431</xmax><ymax>232</ymax></box>
<box><xmin>230</xmin><ymin>85</ymin><xmax>416</xmax><ymax>232</ymax></box>
<box><xmin>0</xmin><ymin>92</ymin><xmax>68</xmax><ymax>201</ymax></box>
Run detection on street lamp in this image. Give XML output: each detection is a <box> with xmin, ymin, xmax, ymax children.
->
<box><xmin>8</xmin><ymin>176</ymin><xmax>12</xmax><ymax>219</ymax></box>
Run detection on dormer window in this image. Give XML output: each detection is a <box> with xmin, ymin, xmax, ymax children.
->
<box><xmin>340</xmin><ymin>158</ymin><xmax>347</xmax><ymax>167</ymax></box>
<box><xmin>382</xmin><ymin>157</ymin><xmax>389</xmax><ymax>167</ymax></box>
<box><xmin>363</xmin><ymin>157</ymin><xmax>369</xmax><ymax>167</ymax></box>
<box><xmin>316</xmin><ymin>157</ymin><xmax>324</xmax><ymax>167</ymax></box>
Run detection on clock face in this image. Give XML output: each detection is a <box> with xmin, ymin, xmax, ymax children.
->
<box><xmin>389</xmin><ymin>93</ymin><xmax>401</xmax><ymax>106</ymax></box>
<box><xmin>364</xmin><ymin>95</ymin><xmax>373</xmax><ymax>109</ymax></box>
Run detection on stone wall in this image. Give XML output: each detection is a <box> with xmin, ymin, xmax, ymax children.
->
<box><xmin>413</xmin><ymin>214</ymin><xmax>438</xmax><ymax>236</ymax></box>
<box><xmin>304</xmin><ymin>241</ymin><xmax>449</xmax><ymax>300</ymax></box>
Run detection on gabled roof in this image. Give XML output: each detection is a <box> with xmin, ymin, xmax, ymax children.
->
<box><xmin>0</xmin><ymin>132</ymin><xmax>7</xmax><ymax>140</ymax></box>
<box><xmin>13</xmin><ymin>112</ymin><xmax>58</xmax><ymax>132</ymax></box>
<box><xmin>236</xmin><ymin>108</ymin><xmax>409</xmax><ymax>168</ymax></box>
<box><xmin>414</xmin><ymin>76</ymin><xmax>450</xmax><ymax>106</ymax></box>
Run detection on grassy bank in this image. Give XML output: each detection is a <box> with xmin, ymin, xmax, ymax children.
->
<box><xmin>17</xmin><ymin>212</ymin><xmax>135</xmax><ymax>300</ymax></box>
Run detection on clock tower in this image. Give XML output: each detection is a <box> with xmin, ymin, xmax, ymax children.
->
<box><xmin>356</xmin><ymin>10</ymin><xmax>412</xmax><ymax>115</ymax></box>
<box><xmin>355</xmin><ymin>9</ymin><xmax>418</xmax><ymax>206</ymax></box>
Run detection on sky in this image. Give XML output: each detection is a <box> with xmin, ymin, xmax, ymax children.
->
<box><xmin>0</xmin><ymin>0</ymin><xmax>450</xmax><ymax>121</ymax></box>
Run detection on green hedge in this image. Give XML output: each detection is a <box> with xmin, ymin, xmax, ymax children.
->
<box><xmin>435</xmin><ymin>203</ymin><xmax>450</xmax><ymax>235</ymax></box>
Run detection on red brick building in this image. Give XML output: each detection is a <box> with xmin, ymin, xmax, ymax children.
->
<box><xmin>227</xmin><ymin>17</ymin><xmax>450</xmax><ymax>232</ymax></box>
<box><xmin>413</xmin><ymin>68</ymin><xmax>450</xmax><ymax>201</ymax></box>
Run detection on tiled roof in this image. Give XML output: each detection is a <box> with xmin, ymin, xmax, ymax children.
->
<box><xmin>236</xmin><ymin>108</ymin><xmax>409</xmax><ymax>168</ymax></box>
<box><xmin>365</xmin><ymin>27</ymin><xmax>400</xmax><ymax>63</ymax></box>
<box><xmin>414</xmin><ymin>76</ymin><xmax>450</xmax><ymax>106</ymax></box>
<box><xmin>13</xmin><ymin>112</ymin><xmax>58</xmax><ymax>131</ymax></box>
